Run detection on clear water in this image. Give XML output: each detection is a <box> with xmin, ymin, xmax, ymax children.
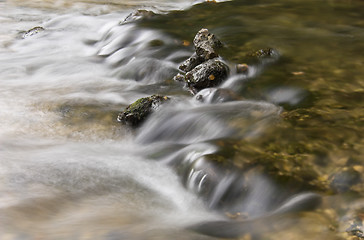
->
<box><xmin>1</xmin><ymin>0</ymin><xmax>363</xmax><ymax>239</ymax></box>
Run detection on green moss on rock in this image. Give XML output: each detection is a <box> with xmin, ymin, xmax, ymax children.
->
<box><xmin>117</xmin><ymin>94</ymin><xmax>170</xmax><ymax>127</ymax></box>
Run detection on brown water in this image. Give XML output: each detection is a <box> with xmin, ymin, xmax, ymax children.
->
<box><xmin>0</xmin><ymin>0</ymin><xmax>363</xmax><ymax>239</ymax></box>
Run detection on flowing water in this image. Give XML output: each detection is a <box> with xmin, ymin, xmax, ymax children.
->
<box><xmin>1</xmin><ymin>0</ymin><xmax>364</xmax><ymax>239</ymax></box>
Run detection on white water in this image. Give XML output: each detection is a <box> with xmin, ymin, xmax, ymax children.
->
<box><xmin>0</xmin><ymin>1</ymin><xmax>281</xmax><ymax>239</ymax></box>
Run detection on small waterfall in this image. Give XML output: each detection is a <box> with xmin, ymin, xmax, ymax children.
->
<box><xmin>135</xmin><ymin>99</ymin><xmax>283</xmax><ymax>214</ymax></box>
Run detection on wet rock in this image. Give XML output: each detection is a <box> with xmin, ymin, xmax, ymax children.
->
<box><xmin>193</xmin><ymin>28</ymin><xmax>223</xmax><ymax>60</ymax></box>
<box><xmin>117</xmin><ymin>95</ymin><xmax>170</xmax><ymax>127</ymax></box>
<box><xmin>195</xmin><ymin>88</ymin><xmax>240</xmax><ymax>103</ymax></box>
<box><xmin>179</xmin><ymin>53</ymin><xmax>205</xmax><ymax>72</ymax></box>
<box><xmin>22</xmin><ymin>26</ymin><xmax>45</xmax><ymax>38</ymax></box>
<box><xmin>173</xmin><ymin>28</ymin><xmax>228</xmax><ymax>92</ymax></box>
<box><xmin>247</xmin><ymin>48</ymin><xmax>277</xmax><ymax>58</ymax></box>
<box><xmin>173</xmin><ymin>73</ymin><xmax>185</xmax><ymax>82</ymax></box>
<box><xmin>329</xmin><ymin>167</ymin><xmax>362</xmax><ymax>193</ymax></box>
<box><xmin>245</xmin><ymin>47</ymin><xmax>279</xmax><ymax>64</ymax></box>
<box><xmin>185</xmin><ymin>59</ymin><xmax>229</xmax><ymax>91</ymax></box>
<box><xmin>236</xmin><ymin>63</ymin><xmax>249</xmax><ymax>74</ymax></box>
<box><xmin>121</xmin><ymin>10</ymin><xmax>156</xmax><ymax>24</ymax></box>
<box><xmin>346</xmin><ymin>220</ymin><xmax>364</xmax><ymax>239</ymax></box>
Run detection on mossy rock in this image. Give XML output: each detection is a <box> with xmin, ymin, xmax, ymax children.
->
<box><xmin>117</xmin><ymin>95</ymin><xmax>170</xmax><ymax>127</ymax></box>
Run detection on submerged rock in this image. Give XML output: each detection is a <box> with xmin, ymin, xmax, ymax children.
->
<box><xmin>121</xmin><ymin>10</ymin><xmax>156</xmax><ymax>24</ymax></box>
<box><xmin>329</xmin><ymin>167</ymin><xmax>362</xmax><ymax>193</ymax></box>
<box><xmin>185</xmin><ymin>59</ymin><xmax>229</xmax><ymax>91</ymax></box>
<box><xmin>245</xmin><ymin>47</ymin><xmax>279</xmax><ymax>64</ymax></box>
<box><xmin>22</xmin><ymin>26</ymin><xmax>45</xmax><ymax>38</ymax></box>
<box><xmin>117</xmin><ymin>95</ymin><xmax>170</xmax><ymax>127</ymax></box>
<box><xmin>236</xmin><ymin>63</ymin><xmax>249</xmax><ymax>74</ymax></box>
<box><xmin>195</xmin><ymin>88</ymin><xmax>240</xmax><ymax>103</ymax></box>
<box><xmin>193</xmin><ymin>28</ymin><xmax>223</xmax><ymax>61</ymax></box>
<box><xmin>247</xmin><ymin>48</ymin><xmax>277</xmax><ymax>58</ymax></box>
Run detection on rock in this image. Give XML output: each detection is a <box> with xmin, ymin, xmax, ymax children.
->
<box><xmin>179</xmin><ymin>53</ymin><xmax>205</xmax><ymax>72</ymax></box>
<box><xmin>193</xmin><ymin>28</ymin><xmax>223</xmax><ymax>61</ymax></box>
<box><xmin>245</xmin><ymin>48</ymin><xmax>280</xmax><ymax>64</ymax></box>
<box><xmin>185</xmin><ymin>59</ymin><xmax>229</xmax><ymax>91</ymax></box>
<box><xmin>172</xmin><ymin>28</ymin><xmax>228</xmax><ymax>93</ymax></box>
<box><xmin>236</xmin><ymin>63</ymin><xmax>249</xmax><ymax>74</ymax></box>
<box><xmin>173</xmin><ymin>73</ymin><xmax>185</xmax><ymax>82</ymax></box>
<box><xmin>329</xmin><ymin>167</ymin><xmax>362</xmax><ymax>193</ymax></box>
<box><xmin>247</xmin><ymin>48</ymin><xmax>277</xmax><ymax>58</ymax></box>
<box><xmin>22</xmin><ymin>26</ymin><xmax>45</xmax><ymax>38</ymax></box>
<box><xmin>195</xmin><ymin>88</ymin><xmax>240</xmax><ymax>103</ymax></box>
<box><xmin>117</xmin><ymin>95</ymin><xmax>170</xmax><ymax>127</ymax></box>
<box><xmin>121</xmin><ymin>10</ymin><xmax>156</xmax><ymax>24</ymax></box>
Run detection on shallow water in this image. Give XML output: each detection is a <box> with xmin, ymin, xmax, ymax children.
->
<box><xmin>1</xmin><ymin>0</ymin><xmax>364</xmax><ymax>239</ymax></box>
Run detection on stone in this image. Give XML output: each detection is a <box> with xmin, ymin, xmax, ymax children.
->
<box><xmin>22</xmin><ymin>26</ymin><xmax>45</xmax><ymax>38</ymax></box>
<box><xmin>179</xmin><ymin>53</ymin><xmax>205</xmax><ymax>72</ymax></box>
<box><xmin>195</xmin><ymin>88</ymin><xmax>240</xmax><ymax>103</ymax></box>
<box><xmin>121</xmin><ymin>10</ymin><xmax>156</xmax><ymax>24</ymax></box>
<box><xmin>117</xmin><ymin>95</ymin><xmax>170</xmax><ymax>127</ymax></box>
<box><xmin>193</xmin><ymin>28</ymin><xmax>223</xmax><ymax>60</ymax></box>
<box><xmin>247</xmin><ymin>48</ymin><xmax>277</xmax><ymax>58</ymax></box>
<box><xmin>185</xmin><ymin>59</ymin><xmax>229</xmax><ymax>91</ymax></box>
<box><xmin>236</xmin><ymin>63</ymin><xmax>249</xmax><ymax>74</ymax></box>
<box><xmin>329</xmin><ymin>167</ymin><xmax>362</xmax><ymax>193</ymax></box>
<box><xmin>173</xmin><ymin>73</ymin><xmax>185</xmax><ymax>82</ymax></box>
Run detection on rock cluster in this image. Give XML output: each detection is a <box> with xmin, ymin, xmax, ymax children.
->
<box><xmin>119</xmin><ymin>29</ymin><xmax>232</xmax><ymax>127</ymax></box>
<box><xmin>117</xmin><ymin>29</ymin><xmax>279</xmax><ymax>127</ymax></box>
<box><xmin>174</xmin><ymin>28</ymin><xmax>229</xmax><ymax>93</ymax></box>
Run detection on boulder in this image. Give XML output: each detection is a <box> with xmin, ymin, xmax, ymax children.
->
<box><xmin>117</xmin><ymin>95</ymin><xmax>170</xmax><ymax>127</ymax></box>
<box><xmin>193</xmin><ymin>28</ymin><xmax>223</xmax><ymax>61</ymax></box>
<box><xmin>185</xmin><ymin>59</ymin><xmax>229</xmax><ymax>91</ymax></box>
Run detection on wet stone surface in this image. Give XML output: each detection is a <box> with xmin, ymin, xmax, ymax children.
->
<box><xmin>194</xmin><ymin>88</ymin><xmax>241</xmax><ymax>103</ymax></box>
<box><xmin>193</xmin><ymin>28</ymin><xmax>223</xmax><ymax>61</ymax></box>
<box><xmin>179</xmin><ymin>53</ymin><xmax>205</xmax><ymax>72</ymax></box>
<box><xmin>174</xmin><ymin>28</ymin><xmax>229</xmax><ymax>93</ymax></box>
<box><xmin>121</xmin><ymin>10</ymin><xmax>156</xmax><ymax>24</ymax></box>
<box><xmin>185</xmin><ymin>59</ymin><xmax>229</xmax><ymax>92</ymax></box>
<box><xmin>117</xmin><ymin>95</ymin><xmax>170</xmax><ymax>127</ymax></box>
<box><xmin>22</xmin><ymin>26</ymin><xmax>45</xmax><ymax>38</ymax></box>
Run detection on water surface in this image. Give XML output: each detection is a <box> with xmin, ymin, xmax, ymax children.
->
<box><xmin>1</xmin><ymin>0</ymin><xmax>364</xmax><ymax>239</ymax></box>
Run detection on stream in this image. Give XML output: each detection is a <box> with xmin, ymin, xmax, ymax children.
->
<box><xmin>1</xmin><ymin>0</ymin><xmax>364</xmax><ymax>239</ymax></box>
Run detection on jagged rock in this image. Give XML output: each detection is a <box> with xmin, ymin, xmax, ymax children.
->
<box><xmin>117</xmin><ymin>95</ymin><xmax>170</xmax><ymax>127</ymax></box>
<box><xmin>193</xmin><ymin>28</ymin><xmax>223</xmax><ymax>60</ymax></box>
<box><xmin>185</xmin><ymin>59</ymin><xmax>229</xmax><ymax>91</ymax></box>
<box><xmin>179</xmin><ymin>53</ymin><xmax>205</xmax><ymax>72</ymax></box>
<box><xmin>22</xmin><ymin>26</ymin><xmax>45</xmax><ymax>38</ymax></box>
